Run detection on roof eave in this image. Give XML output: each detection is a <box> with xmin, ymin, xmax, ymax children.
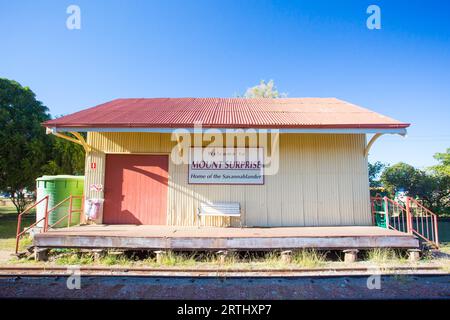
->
<box><xmin>45</xmin><ymin>125</ymin><xmax>408</xmax><ymax>135</ymax></box>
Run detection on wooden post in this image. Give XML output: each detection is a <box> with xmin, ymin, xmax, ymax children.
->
<box><xmin>343</xmin><ymin>249</ymin><xmax>359</xmax><ymax>263</ymax></box>
<box><xmin>217</xmin><ymin>250</ymin><xmax>228</xmax><ymax>264</ymax></box>
<box><xmin>281</xmin><ymin>250</ymin><xmax>292</xmax><ymax>263</ymax></box>
<box><xmin>34</xmin><ymin>248</ymin><xmax>49</xmax><ymax>261</ymax></box>
<box><xmin>92</xmin><ymin>249</ymin><xmax>104</xmax><ymax>261</ymax></box>
<box><xmin>154</xmin><ymin>250</ymin><xmax>166</xmax><ymax>264</ymax></box>
<box><xmin>408</xmin><ymin>249</ymin><xmax>421</xmax><ymax>262</ymax></box>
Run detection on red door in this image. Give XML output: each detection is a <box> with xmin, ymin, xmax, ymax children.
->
<box><xmin>103</xmin><ymin>154</ymin><xmax>168</xmax><ymax>225</ymax></box>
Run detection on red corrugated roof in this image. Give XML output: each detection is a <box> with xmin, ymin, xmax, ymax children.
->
<box><xmin>43</xmin><ymin>98</ymin><xmax>409</xmax><ymax>129</ymax></box>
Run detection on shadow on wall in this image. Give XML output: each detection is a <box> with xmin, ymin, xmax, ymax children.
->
<box><xmin>118</xmin><ymin>210</ymin><xmax>144</xmax><ymax>225</ymax></box>
<box><xmin>130</xmin><ymin>165</ymin><xmax>168</xmax><ymax>186</ymax></box>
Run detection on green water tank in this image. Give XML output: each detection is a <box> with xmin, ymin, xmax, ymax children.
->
<box><xmin>36</xmin><ymin>175</ymin><xmax>84</xmax><ymax>228</ymax></box>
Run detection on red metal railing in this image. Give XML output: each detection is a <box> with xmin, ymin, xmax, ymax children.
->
<box><xmin>405</xmin><ymin>197</ymin><xmax>439</xmax><ymax>248</ymax></box>
<box><xmin>370</xmin><ymin>196</ymin><xmax>439</xmax><ymax>248</ymax></box>
<box><xmin>15</xmin><ymin>196</ymin><xmax>49</xmax><ymax>253</ymax></box>
<box><xmin>15</xmin><ymin>194</ymin><xmax>84</xmax><ymax>254</ymax></box>
<box><xmin>371</xmin><ymin>196</ymin><xmax>409</xmax><ymax>233</ymax></box>
<box><xmin>44</xmin><ymin>195</ymin><xmax>84</xmax><ymax>230</ymax></box>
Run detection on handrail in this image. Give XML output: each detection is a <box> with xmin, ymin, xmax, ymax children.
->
<box><xmin>408</xmin><ymin>197</ymin><xmax>438</xmax><ymax>217</ymax></box>
<box><xmin>15</xmin><ymin>194</ymin><xmax>84</xmax><ymax>254</ymax></box>
<box><xmin>370</xmin><ymin>196</ymin><xmax>440</xmax><ymax>248</ymax></box>
<box><xmin>44</xmin><ymin>196</ymin><xmax>72</xmax><ymax>231</ymax></box>
<box><xmin>46</xmin><ymin>195</ymin><xmax>84</xmax><ymax>229</ymax></box>
<box><xmin>15</xmin><ymin>196</ymin><xmax>49</xmax><ymax>253</ymax></box>
<box><xmin>385</xmin><ymin>197</ymin><xmax>408</xmax><ymax>233</ymax></box>
<box><xmin>370</xmin><ymin>196</ymin><xmax>408</xmax><ymax>233</ymax></box>
<box><xmin>406</xmin><ymin>197</ymin><xmax>439</xmax><ymax>248</ymax></box>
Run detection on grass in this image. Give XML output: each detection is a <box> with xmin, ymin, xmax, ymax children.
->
<box><xmin>137</xmin><ymin>250</ymin><xmax>327</xmax><ymax>268</ymax></box>
<box><xmin>149</xmin><ymin>251</ymin><xmax>198</xmax><ymax>267</ymax></box>
<box><xmin>54</xmin><ymin>250</ymin><xmax>132</xmax><ymax>266</ymax></box>
<box><xmin>10</xmin><ymin>247</ymin><xmax>450</xmax><ymax>270</ymax></box>
<box><xmin>100</xmin><ymin>254</ymin><xmax>130</xmax><ymax>266</ymax></box>
<box><xmin>0</xmin><ymin>205</ymin><xmax>35</xmax><ymax>251</ymax></box>
<box><xmin>365</xmin><ymin>248</ymin><xmax>408</xmax><ymax>264</ymax></box>
<box><xmin>55</xmin><ymin>252</ymin><xmax>94</xmax><ymax>265</ymax></box>
<box><xmin>45</xmin><ymin>249</ymin><xmax>328</xmax><ymax>268</ymax></box>
<box><xmin>292</xmin><ymin>249</ymin><xmax>327</xmax><ymax>268</ymax></box>
<box><xmin>255</xmin><ymin>251</ymin><xmax>283</xmax><ymax>268</ymax></box>
<box><xmin>439</xmin><ymin>242</ymin><xmax>450</xmax><ymax>254</ymax></box>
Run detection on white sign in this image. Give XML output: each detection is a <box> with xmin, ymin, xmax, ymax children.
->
<box><xmin>189</xmin><ymin>148</ymin><xmax>264</xmax><ymax>185</ymax></box>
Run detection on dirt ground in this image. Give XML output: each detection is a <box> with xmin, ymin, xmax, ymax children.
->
<box><xmin>0</xmin><ymin>250</ymin><xmax>12</xmax><ymax>264</ymax></box>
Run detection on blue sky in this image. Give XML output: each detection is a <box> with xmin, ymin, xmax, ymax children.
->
<box><xmin>1</xmin><ymin>0</ymin><xmax>449</xmax><ymax>168</ymax></box>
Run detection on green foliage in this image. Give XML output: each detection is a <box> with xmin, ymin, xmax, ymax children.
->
<box><xmin>243</xmin><ymin>80</ymin><xmax>286</xmax><ymax>98</ymax></box>
<box><xmin>99</xmin><ymin>253</ymin><xmax>130</xmax><ymax>266</ymax></box>
<box><xmin>365</xmin><ymin>248</ymin><xmax>408</xmax><ymax>264</ymax></box>
<box><xmin>432</xmin><ymin>148</ymin><xmax>450</xmax><ymax>176</ymax></box>
<box><xmin>368</xmin><ymin>161</ymin><xmax>386</xmax><ymax>188</ymax></box>
<box><xmin>0</xmin><ymin>205</ymin><xmax>35</xmax><ymax>251</ymax></box>
<box><xmin>381</xmin><ymin>162</ymin><xmax>430</xmax><ymax>196</ymax></box>
<box><xmin>380</xmin><ymin>162</ymin><xmax>450</xmax><ymax>215</ymax></box>
<box><xmin>428</xmin><ymin>149</ymin><xmax>450</xmax><ymax>215</ymax></box>
<box><xmin>42</xmin><ymin>134</ymin><xmax>85</xmax><ymax>175</ymax></box>
<box><xmin>155</xmin><ymin>251</ymin><xmax>197</xmax><ymax>266</ymax></box>
<box><xmin>292</xmin><ymin>249</ymin><xmax>327</xmax><ymax>268</ymax></box>
<box><xmin>0</xmin><ymin>79</ymin><xmax>52</xmax><ymax>213</ymax></box>
<box><xmin>55</xmin><ymin>252</ymin><xmax>94</xmax><ymax>265</ymax></box>
<box><xmin>0</xmin><ymin>79</ymin><xmax>86</xmax><ymax>213</ymax></box>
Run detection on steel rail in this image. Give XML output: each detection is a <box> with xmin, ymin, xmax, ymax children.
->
<box><xmin>0</xmin><ymin>265</ymin><xmax>446</xmax><ymax>277</ymax></box>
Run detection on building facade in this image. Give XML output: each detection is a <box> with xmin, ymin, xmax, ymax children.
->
<box><xmin>43</xmin><ymin>98</ymin><xmax>409</xmax><ymax>228</ymax></box>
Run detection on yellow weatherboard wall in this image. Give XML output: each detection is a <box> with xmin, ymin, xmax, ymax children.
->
<box><xmin>84</xmin><ymin>132</ymin><xmax>371</xmax><ymax>227</ymax></box>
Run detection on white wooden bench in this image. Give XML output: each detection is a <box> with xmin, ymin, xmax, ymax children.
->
<box><xmin>197</xmin><ymin>202</ymin><xmax>242</xmax><ymax>227</ymax></box>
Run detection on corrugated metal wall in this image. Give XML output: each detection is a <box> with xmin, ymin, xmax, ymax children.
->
<box><xmin>84</xmin><ymin>132</ymin><xmax>371</xmax><ymax>227</ymax></box>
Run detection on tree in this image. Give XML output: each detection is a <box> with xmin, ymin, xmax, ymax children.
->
<box><xmin>381</xmin><ymin>162</ymin><xmax>433</xmax><ymax>197</ymax></box>
<box><xmin>432</xmin><ymin>148</ymin><xmax>450</xmax><ymax>176</ymax></box>
<box><xmin>380</xmin><ymin>162</ymin><xmax>450</xmax><ymax>215</ymax></box>
<box><xmin>381</xmin><ymin>162</ymin><xmax>418</xmax><ymax>195</ymax></box>
<box><xmin>368</xmin><ymin>161</ymin><xmax>386</xmax><ymax>188</ymax></box>
<box><xmin>426</xmin><ymin>173</ymin><xmax>450</xmax><ymax>215</ymax></box>
<box><xmin>243</xmin><ymin>80</ymin><xmax>286</xmax><ymax>98</ymax></box>
<box><xmin>0</xmin><ymin>79</ymin><xmax>52</xmax><ymax>213</ymax></box>
<box><xmin>428</xmin><ymin>148</ymin><xmax>450</xmax><ymax>214</ymax></box>
<box><xmin>42</xmin><ymin>133</ymin><xmax>85</xmax><ymax>176</ymax></box>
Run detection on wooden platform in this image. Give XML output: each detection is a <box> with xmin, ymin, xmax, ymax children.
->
<box><xmin>33</xmin><ymin>225</ymin><xmax>420</xmax><ymax>250</ymax></box>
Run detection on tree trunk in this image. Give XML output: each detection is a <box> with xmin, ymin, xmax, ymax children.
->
<box><xmin>11</xmin><ymin>190</ymin><xmax>32</xmax><ymax>214</ymax></box>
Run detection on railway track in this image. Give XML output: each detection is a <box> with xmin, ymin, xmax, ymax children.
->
<box><xmin>0</xmin><ymin>265</ymin><xmax>447</xmax><ymax>277</ymax></box>
<box><xmin>1</xmin><ymin>265</ymin><xmax>448</xmax><ymax>299</ymax></box>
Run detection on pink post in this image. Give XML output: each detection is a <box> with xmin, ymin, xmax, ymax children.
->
<box><xmin>383</xmin><ymin>196</ymin><xmax>390</xmax><ymax>229</ymax></box>
<box><xmin>405</xmin><ymin>197</ymin><xmax>413</xmax><ymax>234</ymax></box>
<box><xmin>43</xmin><ymin>196</ymin><xmax>49</xmax><ymax>232</ymax></box>
<box><xmin>15</xmin><ymin>215</ymin><xmax>22</xmax><ymax>253</ymax></box>
<box><xmin>433</xmin><ymin>215</ymin><xmax>439</xmax><ymax>248</ymax></box>
<box><xmin>68</xmin><ymin>195</ymin><xmax>73</xmax><ymax>227</ymax></box>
